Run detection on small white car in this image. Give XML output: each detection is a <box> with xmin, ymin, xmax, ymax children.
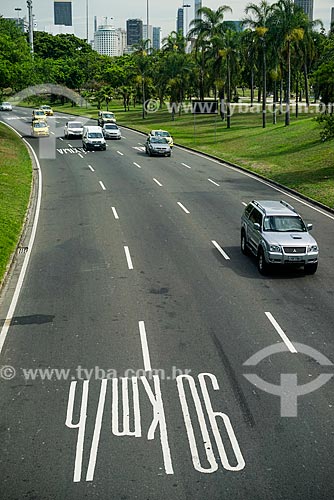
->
<box><xmin>0</xmin><ymin>102</ymin><xmax>12</xmax><ymax>111</ymax></box>
<box><xmin>102</xmin><ymin>123</ymin><xmax>121</xmax><ymax>140</ymax></box>
<box><xmin>64</xmin><ymin>121</ymin><xmax>84</xmax><ymax>138</ymax></box>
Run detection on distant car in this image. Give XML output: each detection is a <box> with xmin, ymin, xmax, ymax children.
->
<box><xmin>82</xmin><ymin>125</ymin><xmax>106</xmax><ymax>151</ymax></box>
<box><xmin>40</xmin><ymin>105</ymin><xmax>54</xmax><ymax>116</ymax></box>
<box><xmin>241</xmin><ymin>199</ymin><xmax>319</xmax><ymax>274</ymax></box>
<box><xmin>0</xmin><ymin>102</ymin><xmax>12</xmax><ymax>111</ymax></box>
<box><xmin>32</xmin><ymin>109</ymin><xmax>46</xmax><ymax>122</ymax></box>
<box><xmin>102</xmin><ymin>123</ymin><xmax>121</xmax><ymax>140</ymax></box>
<box><xmin>31</xmin><ymin>120</ymin><xmax>49</xmax><ymax>137</ymax></box>
<box><xmin>98</xmin><ymin>111</ymin><xmax>116</xmax><ymax>127</ymax></box>
<box><xmin>145</xmin><ymin>136</ymin><xmax>171</xmax><ymax>157</ymax></box>
<box><xmin>64</xmin><ymin>121</ymin><xmax>84</xmax><ymax>138</ymax></box>
<box><xmin>149</xmin><ymin>129</ymin><xmax>173</xmax><ymax>147</ymax></box>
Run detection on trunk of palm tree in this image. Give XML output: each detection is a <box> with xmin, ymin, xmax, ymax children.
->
<box><xmin>279</xmin><ymin>79</ymin><xmax>283</xmax><ymax>114</ymax></box>
<box><xmin>227</xmin><ymin>56</ymin><xmax>231</xmax><ymax>129</ymax></box>
<box><xmin>273</xmin><ymin>80</ymin><xmax>277</xmax><ymax>124</ymax></box>
<box><xmin>295</xmin><ymin>76</ymin><xmax>299</xmax><ymax>118</ymax></box>
<box><xmin>219</xmin><ymin>88</ymin><xmax>225</xmax><ymax>121</ymax></box>
<box><xmin>303</xmin><ymin>62</ymin><xmax>310</xmax><ymax>107</ymax></box>
<box><xmin>251</xmin><ymin>68</ymin><xmax>254</xmax><ymax>107</ymax></box>
<box><xmin>262</xmin><ymin>39</ymin><xmax>266</xmax><ymax>128</ymax></box>
<box><xmin>285</xmin><ymin>40</ymin><xmax>291</xmax><ymax>126</ymax></box>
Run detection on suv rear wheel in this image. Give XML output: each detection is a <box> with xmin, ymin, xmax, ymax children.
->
<box><xmin>241</xmin><ymin>230</ymin><xmax>249</xmax><ymax>255</ymax></box>
<box><xmin>257</xmin><ymin>248</ymin><xmax>269</xmax><ymax>274</ymax></box>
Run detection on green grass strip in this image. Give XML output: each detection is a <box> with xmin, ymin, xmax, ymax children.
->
<box><xmin>0</xmin><ymin>123</ymin><xmax>32</xmax><ymax>283</ymax></box>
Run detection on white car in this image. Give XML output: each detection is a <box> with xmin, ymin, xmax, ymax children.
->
<box><xmin>0</xmin><ymin>102</ymin><xmax>12</xmax><ymax>111</ymax></box>
<box><xmin>64</xmin><ymin>121</ymin><xmax>84</xmax><ymax>138</ymax></box>
<box><xmin>102</xmin><ymin>123</ymin><xmax>121</xmax><ymax>140</ymax></box>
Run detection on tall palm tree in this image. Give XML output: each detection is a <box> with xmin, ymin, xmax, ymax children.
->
<box><xmin>243</xmin><ymin>0</ymin><xmax>273</xmax><ymax>128</ymax></box>
<box><xmin>188</xmin><ymin>6</ymin><xmax>232</xmax><ymax>104</ymax></box>
<box><xmin>270</xmin><ymin>0</ymin><xmax>307</xmax><ymax>126</ymax></box>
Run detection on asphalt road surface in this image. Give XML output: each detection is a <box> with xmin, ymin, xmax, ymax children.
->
<box><xmin>0</xmin><ymin>107</ymin><xmax>334</xmax><ymax>500</ymax></box>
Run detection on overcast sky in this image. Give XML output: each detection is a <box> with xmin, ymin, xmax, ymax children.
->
<box><xmin>0</xmin><ymin>0</ymin><xmax>332</xmax><ymax>40</ymax></box>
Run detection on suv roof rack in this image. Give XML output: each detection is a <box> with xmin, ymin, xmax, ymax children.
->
<box><xmin>280</xmin><ymin>200</ymin><xmax>296</xmax><ymax>213</ymax></box>
<box><xmin>252</xmin><ymin>200</ymin><xmax>264</xmax><ymax>210</ymax></box>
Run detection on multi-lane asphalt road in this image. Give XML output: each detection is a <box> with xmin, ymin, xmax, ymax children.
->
<box><xmin>0</xmin><ymin>107</ymin><xmax>334</xmax><ymax>499</ymax></box>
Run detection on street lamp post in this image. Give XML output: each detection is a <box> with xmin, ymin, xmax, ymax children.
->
<box><xmin>26</xmin><ymin>0</ymin><xmax>34</xmax><ymax>56</ymax></box>
<box><xmin>14</xmin><ymin>7</ymin><xmax>22</xmax><ymax>27</ymax></box>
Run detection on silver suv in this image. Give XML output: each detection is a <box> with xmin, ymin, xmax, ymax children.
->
<box><xmin>241</xmin><ymin>200</ymin><xmax>319</xmax><ymax>274</ymax></box>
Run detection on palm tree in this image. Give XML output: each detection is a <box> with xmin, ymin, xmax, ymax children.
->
<box><xmin>188</xmin><ymin>6</ymin><xmax>232</xmax><ymax>105</ymax></box>
<box><xmin>243</xmin><ymin>1</ymin><xmax>274</xmax><ymax>128</ymax></box>
<box><xmin>270</xmin><ymin>0</ymin><xmax>307</xmax><ymax>126</ymax></box>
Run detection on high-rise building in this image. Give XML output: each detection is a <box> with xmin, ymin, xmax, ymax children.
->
<box><xmin>126</xmin><ymin>18</ymin><xmax>143</xmax><ymax>46</ymax></box>
<box><xmin>54</xmin><ymin>1</ymin><xmax>72</xmax><ymax>26</ymax></box>
<box><xmin>152</xmin><ymin>27</ymin><xmax>161</xmax><ymax>50</ymax></box>
<box><xmin>294</xmin><ymin>0</ymin><xmax>313</xmax><ymax>21</ymax></box>
<box><xmin>143</xmin><ymin>24</ymin><xmax>153</xmax><ymax>43</ymax></box>
<box><xmin>195</xmin><ymin>0</ymin><xmax>202</xmax><ymax>20</ymax></box>
<box><xmin>177</xmin><ymin>7</ymin><xmax>184</xmax><ymax>35</ymax></box>
<box><xmin>94</xmin><ymin>23</ymin><xmax>123</xmax><ymax>56</ymax></box>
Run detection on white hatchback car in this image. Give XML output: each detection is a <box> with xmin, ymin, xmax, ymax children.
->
<box><xmin>102</xmin><ymin>123</ymin><xmax>121</xmax><ymax>140</ymax></box>
<box><xmin>64</xmin><ymin>121</ymin><xmax>84</xmax><ymax>138</ymax></box>
<box><xmin>0</xmin><ymin>102</ymin><xmax>12</xmax><ymax>111</ymax></box>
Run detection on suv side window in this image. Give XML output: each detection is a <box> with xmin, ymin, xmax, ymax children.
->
<box><xmin>249</xmin><ymin>207</ymin><xmax>263</xmax><ymax>227</ymax></box>
<box><xmin>244</xmin><ymin>204</ymin><xmax>253</xmax><ymax>218</ymax></box>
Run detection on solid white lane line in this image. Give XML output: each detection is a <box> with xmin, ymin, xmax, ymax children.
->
<box><xmin>211</xmin><ymin>240</ymin><xmax>230</xmax><ymax>260</ymax></box>
<box><xmin>0</xmin><ymin>138</ymin><xmax>42</xmax><ymax>354</ymax></box>
<box><xmin>78</xmin><ymin>153</ymin><xmax>83</xmax><ymax>159</ymax></box>
<box><xmin>265</xmin><ymin>312</ymin><xmax>297</xmax><ymax>353</ymax></box>
<box><xmin>153</xmin><ymin>178</ymin><xmax>163</xmax><ymax>187</ymax></box>
<box><xmin>177</xmin><ymin>202</ymin><xmax>190</xmax><ymax>214</ymax></box>
<box><xmin>124</xmin><ymin>246</ymin><xmax>133</xmax><ymax>270</ymax></box>
<box><xmin>88</xmin><ymin>165</ymin><xmax>95</xmax><ymax>172</ymax></box>
<box><xmin>111</xmin><ymin>207</ymin><xmax>119</xmax><ymax>219</ymax></box>
<box><xmin>138</xmin><ymin>321</ymin><xmax>152</xmax><ymax>371</ymax></box>
<box><xmin>133</xmin><ymin>162</ymin><xmax>142</xmax><ymax>169</ymax></box>
<box><xmin>117</xmin><ymin>151</ymin><xmax>123</xmax><ymax>155</ymax></box>
<box><xmin>181</xmin><ymin>162</ymin><xmax>191</xmax><ymax>169</ymax></box>
<box><xmin>99</xmin><ymin>181</ymin><xmax>106</xmax><ymax>191</ymax></box>
<box><xmin>208</xmin><ymin>178</ymin><xmax>220</xmax><ymax>187</ymax></box>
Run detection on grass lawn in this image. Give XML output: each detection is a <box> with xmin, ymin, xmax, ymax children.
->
<box><xmin>37</xmin><ymin>99</ymin><xmax>334</xmax><ymax>209</ymax></box>
<box><xmin>0</xmin><ymin>123</ymin><xmax>32</xmax><ymax>283</ymax></box>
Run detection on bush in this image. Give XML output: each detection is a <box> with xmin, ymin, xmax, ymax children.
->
<box><xmin>316</xmin><ymin>113</ymin><xmax>334</xmax><ymax>142</ymax></box>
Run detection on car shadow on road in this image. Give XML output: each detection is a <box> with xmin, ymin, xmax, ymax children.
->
<box><xmin>212</xmin><ymin>245</ymin><xmax>312</xmax><ymax>280</ymax></box>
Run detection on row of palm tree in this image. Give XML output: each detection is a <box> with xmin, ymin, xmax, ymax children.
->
<box><xmin>184</xmin><ymin>0</ymin><xmax>323</xmax><ymax>128</ymax></box>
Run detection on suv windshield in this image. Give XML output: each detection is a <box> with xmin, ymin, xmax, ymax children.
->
<box><xmin>263</xmin><ymin>215</ymin><xmax>306</xmax><ymax>232</ymax></box>
<box><xmin>69</xmin><ymin>122</ymin><xmax>82</xmax><ymax>128</ymax></box>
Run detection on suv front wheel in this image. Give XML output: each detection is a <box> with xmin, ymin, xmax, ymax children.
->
<box><xmin>305</xmin><ymin>262</ymin><xmax>318</xmax><ymax>275</ymax></box>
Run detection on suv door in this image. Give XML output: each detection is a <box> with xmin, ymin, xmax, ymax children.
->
<box><xmin>248</xmin><ymin>207</ymin><xmax>263</xmax><ymax>252</ymax></box>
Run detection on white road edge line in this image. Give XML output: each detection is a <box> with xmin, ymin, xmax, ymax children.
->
<box><xmin>177</xmin><ymin>202</ymin><xmax>190</xmax><ymax>214</ymax></box>
<box><xmin>138</xmin><ymin>321</ymin><xmax>152</xmax><ymax>371</ymax></box>
<box><xmin>208</xmin><ymin>178</ymin><xmax>220</xmax><ymax>187</ymax></box>
<box><xmin>0</xmin><ymin>133</ymin><xmax>42</xmax><ymax>354</ymax></box>
<box><xmin>181</xmin><ymin>162</ymin><xmax>191</xmax><ymax>169</ymax></box>
<box><xmin>99</xmin><ymin>181</ymin><xmax>106</xmax><ymax>191</ymax></box>
<box><xmin>124</xmin><ymin>246</ymin><xmax>134</xmax><ymax>270</ymax></box>
<box><xmin>153</xmin><ymin>178</ymin><xmax>163</xmax><ymax>187</ymax></box>
<box><xmin>111</xmin><ymin>207</ymin><xmax>119</xmax><ymax>219</ymax></box>
<box><xmin>117</xmin><ymin>151</ymin><xmax>124</xmax><ymax>155</ymax></box>
<box><xmin>88</xmin><ymin>165</ymin><xmax>95</xmax><ymax>172</ymax></box>
<box><xmin>133</xmin><ymin>162</ymin><xmax>141</xmax><ymax>169</ymax></box>
<box><xmin>211</xmin><ymin>240</ymin><xmax>230</xmax><ymax>260</ymax></box>
<box><xmin>265</xmin><ymin>311</ymin><xmax>297</xmax><ymax>353</ymax></box>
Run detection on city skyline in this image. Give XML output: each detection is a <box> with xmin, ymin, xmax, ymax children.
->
<box><xmin>0</xmin><ymin>0</ymin><xmax>332</xmax><ymax>40</ymax></box>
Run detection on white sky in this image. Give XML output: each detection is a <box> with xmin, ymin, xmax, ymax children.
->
<box><xmin>0</xmin><ymin>0</ymin><xmax>332</xmax><ymax>41</ymax></box>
